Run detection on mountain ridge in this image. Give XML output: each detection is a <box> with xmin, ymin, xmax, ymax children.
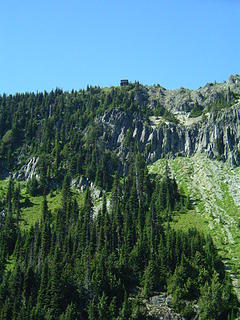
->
<box><xmin>0</xmin><ymin>75</ymin><xmax>240</xmax><ymax>319</ymax></box>
<box><xmin>1</xmin><ymin>74</ymin><xmax>240</xmax><ymax>183</ymax></box>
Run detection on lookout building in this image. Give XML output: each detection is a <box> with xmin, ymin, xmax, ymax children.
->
<box><xmin>120</xmin><ymin>79</ymin><xmax>129</xmax><ymax>86</ymax></box>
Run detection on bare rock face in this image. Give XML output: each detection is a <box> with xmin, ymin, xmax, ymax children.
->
<box><xmin>96</xmin><ymin>76</ymin><xmax>240</xmax><ymax>166</ymax></box>
<box><xmin>13</xmin><ymin>157</ymin><xmax>39</xmax><ymax>180</ymax></box>
<box><xmin>8</xmin><ymin>74</ymin><xmax>240</xmax><ymax>180</ymax></box>
<box><xmin>144</xmin><ymin>294</ymin><xmax>184</xmax><ymax>319</ymax></box>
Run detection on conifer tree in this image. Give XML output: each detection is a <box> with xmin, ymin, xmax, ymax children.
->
<box><xmin>50</xmin><ymin>248</ymin><xmax>63</xmax><ymax>317</ymax></box>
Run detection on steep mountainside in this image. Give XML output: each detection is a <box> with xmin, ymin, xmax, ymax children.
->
<box><xmin>150</xmin><ymin>154</ymin><xmax>240</xmax><ymax>298</ymax></box>
<box><xmin>0</xmin><ymin>74</ymin><xmax>240</xmax><ymax>183</ymax></box>
<box><xmin>98</xmin><ymin>75</ymin><xmax>240</xmax><ymax>167</ymax></box>
<box><xmin>0</xmin><ymin>75</ymin><xmax>240</xmax><ymax>319</ymax></box>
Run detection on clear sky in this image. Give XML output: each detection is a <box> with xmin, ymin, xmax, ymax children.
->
<box><xmin>0</xmin><ymin>0</ymin><xmax>239</xmax><ymax>94</ymax></box>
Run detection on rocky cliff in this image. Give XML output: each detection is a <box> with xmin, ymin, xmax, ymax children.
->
<box><xmin>97</xmin><ymin>75</ymin><xmax>240</xmax><ymax>167</ymax></box>
<box><xmin>4</xmin><ymin>74</ymin><xmax>240</xmax><ymax>181</ymax></box>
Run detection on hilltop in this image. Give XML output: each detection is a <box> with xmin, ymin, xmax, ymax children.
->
<box><xmin>0</xmin><ymin>75</ymin><xmax>240</xmax><ymax>319</ymax></box>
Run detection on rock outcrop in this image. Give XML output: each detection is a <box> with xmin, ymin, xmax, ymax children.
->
<box><xmin>6</xmin><ymin>75</ymin><xmax>240</xmax><ymax>181</ymax></box>
<box><xmin>145</xmin><ymin>294</ymin><xmax>184</xmax><ymax>319</ymax></box>
<box><xmin>96</xmin><ymin>75</ymin><xmax>240</xmax><ymax>167</ymax></box>
<box><xmin>13</xmin><ymin>157</ymin><xmax>39</xmax><ymax>180</ymax></box>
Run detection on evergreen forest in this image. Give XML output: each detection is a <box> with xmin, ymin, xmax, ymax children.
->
<box><xmin>0</xmin><ymin>85</ymin><xmax>239</xmax><ymax>319</ymax></box>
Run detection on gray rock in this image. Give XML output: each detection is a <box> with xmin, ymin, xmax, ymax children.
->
<box><xmin>97</xmin><ymin>100</ymin><xmax>240</xmax><ymax>167</ymax></box>
<box><xmin>145</xmin><ymin>293</ymin><xmax>184</xmax><ymax>319</ymax></box>
<box><xmin>13</xmin><ymin>157</ymin><xmax>39</xmax><ymax>181</ymax></box>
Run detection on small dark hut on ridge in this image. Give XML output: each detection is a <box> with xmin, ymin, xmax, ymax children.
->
<box><xmin>120</xmin><ymin>79</ymin><xmax>129</xmax><ymax>86</ymax></box>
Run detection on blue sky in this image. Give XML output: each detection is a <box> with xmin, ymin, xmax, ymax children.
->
<box><xmin>0</xmin><ymin>0</ymin><xmax>239</xmax><ymax>94</ymax></box>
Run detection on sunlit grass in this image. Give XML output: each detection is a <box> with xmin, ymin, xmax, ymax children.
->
<box><xmin>149</xmin><ymin>154</ymin><xmax>240</xmax><ymax>297</ymax></box>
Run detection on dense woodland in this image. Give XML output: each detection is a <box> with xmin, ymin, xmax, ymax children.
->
<box><xmin>0</xmin><ymin>86</ymin><xmax>239</xmax><ymax>319</ymax></box>
<box><xmin>0</xmin><ymin>84</ymin><xmax>150</xmax><ymax>190</ymax></box>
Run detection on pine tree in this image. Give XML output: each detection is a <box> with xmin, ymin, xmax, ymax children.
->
<box><xmin>37</xmin><ymin>260</ymin><xmax>49</xmax><ymax>309</ymax></box>
<box><xmin>40</xmin><ymin>197</ymin><xmax>51</xmax><ymax>262</ymax></box>
<box><xmin>50</xmin><ymin>248</ymin><xmax>63</xmax><ymax>317</ymax></box>
<box><xmin>97</xmin><ymin>292</ymin><xmax>109</xmax><ymax>320</ymax></box>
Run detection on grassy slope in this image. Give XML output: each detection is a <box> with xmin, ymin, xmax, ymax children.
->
<box><xmin>0</xmin><ymin>179</ymin><xmax>86</xmax><ymax>231</ymax></box>
<box><xmin>149</xmin><ymin>154</ymin><xmax>240</xmax><ymax>298</ymax></box>
<box><xmin>1</xmin><ymin>179</ymin><xmax>86</xmax><ymax>270</ymax></box>
<box><xmin>2</xmin><ymin>155</ymin><xmax>240</xmax><ymax>296</ymax></box>
<box><xmin>21</xmin><ymin>189</ymin><xmax>86</xmax><ymax>231</ymax></box>
<box><xmin>0</xmin><ymin>176</ymin><xmax>109</xmax><ymax>273</ymax></box>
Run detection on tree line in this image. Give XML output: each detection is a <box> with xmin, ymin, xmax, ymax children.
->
<box><xmin>0</xmin><ymin>155</ymin><xmax>238</xmax><ymax>319</ymax></box>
